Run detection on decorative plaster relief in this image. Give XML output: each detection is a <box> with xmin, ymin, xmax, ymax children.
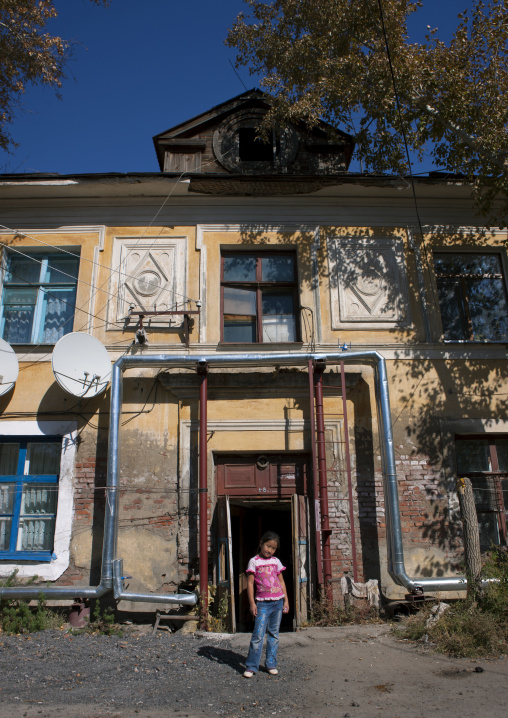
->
<box><xmin>327</xmin><ymin>236</ymin><xmax>410</xmax><ymax>328</ymax></box>
<box><xmin>107</xmin><ymin>236</ymin><xmax>187</xmax><ymax>329</ymax></box>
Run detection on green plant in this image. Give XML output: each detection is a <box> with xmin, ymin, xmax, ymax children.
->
<box><xmin>397</xmin><ymin>548</ymin><xmax>508</xmax><ymax>657</ymax></box>
<box><xmin>199</xmin><ymin>585</ymin><xmax>230</xmax><ymax>632</ymax></box>
<box><xmin>1</xmin><ymin>591</ymin><xmax>61</xmax><ymax>635</ymax></box>
<box><xmin>88</xmin><ymin>601</ymin><xmax>121</xmax><ymax>636</ymax></box>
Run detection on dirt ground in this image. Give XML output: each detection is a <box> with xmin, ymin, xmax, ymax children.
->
<box><xmin>0</xmin><ymin>623</ymin><xmax>506</xmax><ymax>718</ymax></box>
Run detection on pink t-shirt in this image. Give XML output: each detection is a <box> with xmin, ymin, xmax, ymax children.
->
<box><xmin>246</xmin><ymin>555</ymin><xmax>286</xmax><ymax>601</ymax></box>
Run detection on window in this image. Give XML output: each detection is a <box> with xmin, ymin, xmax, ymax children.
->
<box><xmin>238</xmin><ymin>128</ymin><xmax>274</xmax><ymax>162</ymax></box>
<box><xmin>455</xmin><ymin>436</ymin><xmax>508</xmax><ymax>549</ymax></box>
<box><xmin>0</xmin><ymin>251</ymin><xmax>79</xmax><ymax>344</ymax></box>
<box><xmin>434</xmin><ymin>252</ymin><xmax>508</xmax><ymax>341</ymax></box>
<box><xmin>0</xmin><ymin>438</ymin><xmax>61</xmax><ymax>561</ymax></box>
<box><xmin>221</xmin><ymin>252</ymin><xmax>299</xmax><ymax>343</ymax></box>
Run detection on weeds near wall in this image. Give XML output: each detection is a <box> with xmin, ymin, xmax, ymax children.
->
<box><xmin>307</xmin><ymin>595</ymin><xmax>380</xmax><ymax>627</ymax></box>
<box><xmin>199</xmin><ymin>585</ymin><xmax>230</xmax><ymax>632</ymax></box>
<box><xmin>398</xmin><ymin>548</ymin><xmax>508</xmax><ymax>657</ymax></box>
<box><xmin>0</xmin><ymin>572</ymin><xmax>61</xmax><ymax>635</ymax></box>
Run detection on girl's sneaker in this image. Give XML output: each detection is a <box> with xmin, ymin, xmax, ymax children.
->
<box><xmin>243</xmin><ymin>670</ymin><xmax>254</xmax><ymax>678</ymax></box>
<box><xmin>267</xmin><ymin>668</ymin><xmax>278</xmax><ymax>675</ymax></box>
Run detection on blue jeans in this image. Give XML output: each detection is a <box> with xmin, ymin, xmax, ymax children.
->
<box><xmin>245</xmin><ymin>598</ymin><xmax>284</xmax><ymax>673</ymax></box>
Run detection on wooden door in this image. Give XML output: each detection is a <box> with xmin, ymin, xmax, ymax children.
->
<box><xmin>216</xmin><ymin>454</ymin><xmax>308</xmax><ymax>496</ymax></box>
<box><xmin>292</xmin><ymin>494</ymin><xmax>310</xmax><ymax>627</ymax></box>
<box><xmin>216</xmin><ymin>495</ymin><xmax>235</xmax><ymax>633</ymax></box>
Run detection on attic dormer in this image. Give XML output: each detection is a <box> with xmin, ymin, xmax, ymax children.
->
<box><xmin>153</xmin><ymin>89</ymin><xmax>355</xmax><ymax>178</ymax></box>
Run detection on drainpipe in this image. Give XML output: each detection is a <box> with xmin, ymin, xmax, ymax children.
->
<box><xmin>113</xmin><ymin>560</ymin><xmax>197</xmax><ymax>604</ymax></box>
<box><xmin>314</xmin><ymin>359</ymin><xmax>333</xmax><ymax>600</ymax></box>
<box><xmin>308</xmin><ymin>360</ymin><xmax>323</xmax><ymax>587</ymax></box>
<box><xmin>197</xmin><ymin>360</ymin><xmax>209</xmax><ymax>613</ymax></box>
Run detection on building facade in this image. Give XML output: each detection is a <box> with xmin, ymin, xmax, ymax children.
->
<box><xmin>1</xmin><ymin>91</ymin><xmax>507</xmax><ymax>628</ymax></box>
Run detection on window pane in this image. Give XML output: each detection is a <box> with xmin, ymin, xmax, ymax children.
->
<box><xmin>0</xmin><ymin>444</ymin><xmax>19</xmax><ymax>475</ymax></box>
<box><xmin>39</xmin><ymin>287</ymin><xmax>77</xmax><ymax>343</ymax></box>
<box><xmin>470</xmin><ymin>477</ymin><xmax>498</xmax><ymax>511</ymax></box>
<box><xmin>1</xmin><ymin>287</ymin><xmax>36</xmax><ymax>343</ymax></box>
<box><xmin>0</xmin><ymin>518</ymin><xmax>11</xmax><ymax>550</ymax></box>
<box><xmin>456</xmin><ymin>440</ymin><xmax>491</xmax><ymax>473</ymax></box>
<box><xmin>262</xmin><ymin>256</ymin><xmax>295</xmax><ymax>282</ymax></box>
<box><xmin>262</xmin><ymin>290</ymin><xmax>294</xmax><ymax>315</ymax></box>
<box><xmin>223</xmin><ymin>256</ymin><xmax>256</xmax><ymax>281</ymax></box>
<box><xmin>223</xmin><ymin>317</ymin><xmax>256</xmax><ymax>342</ymax></box>
<box><xmin>21</xmin><ymin>484</ymin><xmax>57</xmax><ymax>515</ymax></box>
<box><xmin>436</xmin><ymin>279</ymin><xmax>469</xmax><ymax>340</ymax></box>
<box><xmin>434</xmin><ymin>253</ymin><xmax>503</xmax><ymax>276</ymax></box>
<box><xmin>223</xmin><ymin>287</ymin><xmax>257</xmax><ymax>315</ymax></box>
<box><xmin>262</xmin><ymin>315</ymin><xmax>296</xmax><ymax>342</ymax></box>
<box><xmin>43</xmin><ymin>256</ymin><xmax>79</xmax><ymax>284</ymax></box>
<box><xmin>5</xmin><ymin>255</ymin><xmax>41</xmax><ymax>284</ymax></box>
<box><xmin>467</xmin><ymin>278</ymin><xmax>508</xmax><ymax>341</ymax></box>
<box><xmin>25</xmin><ymin>443</ymin><xmax>61</xmax><ymax>475</ymax></box>
<box><xmin>496</xmin><ymin>440</ymin><xmax>508</xmax><ymax>471</ymax></box>
<box><xmin>477</xmin><ymin>512</ymin><xmax>500</xmax><ymax>549</ymax></box>
<box><xmin>17</xmin><ymin>516</ymin><xmax>55</xmax><ymax>551</ymax></box>
<box><xmin>0</xmin><ymin>483</ymin><xmax>15</xmax><ymax>513</ymax></box>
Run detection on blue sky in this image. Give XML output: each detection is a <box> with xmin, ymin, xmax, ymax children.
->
<box><xmin>0</xmin><ymin>0</ymin><xmax>469</xmax><ymax>176</ymax></box>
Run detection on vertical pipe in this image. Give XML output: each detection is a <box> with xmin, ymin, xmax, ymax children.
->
<box><xmin>308</xmin><ymin>360</ymin><xmax>323</xmax><ymax>587</ymax></box>
<box><xmin>341</xmin><ymin>362</ymin><xmax>358</xmax><ymax>582</ymax></box>
<box><xmin>198</xmin><ymin>362</ymin><xmax>209</xmax><ymax>615</ymax></box>
<box><xmin>314</xmin><ymin>363</ymin><xmax>333</xmax><ymax>600</ymax></box>
<box><xmin>102</xmin><ymin>360</ymin><xmax>123</xmax><ymax>586</ymax></box>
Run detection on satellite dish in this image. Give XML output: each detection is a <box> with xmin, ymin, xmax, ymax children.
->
<box><xmin>52</xmin><ymin>332</ymin><xmax>111</xmax><ymax>398</ymax></box>
<box><xmin>0</xmin><ymin>337</ymin><xmax>19</xmax><ymax>397</ymax></box>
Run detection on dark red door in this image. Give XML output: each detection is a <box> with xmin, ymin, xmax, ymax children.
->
<box><xmin>216</xmin><ymin>454</ymin><xmax>308</xmax><ymax>497</ymax></box>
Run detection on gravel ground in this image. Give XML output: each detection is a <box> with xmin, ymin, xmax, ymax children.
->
<box><xmin>0</xmin><ymin>623</ymin><xmax>507</xmax><ymax>718</ymax></box>
<box><xmin>0</xmin><ymin>625</ymin><xmax>309</xmax><ymax>717</ymax></box>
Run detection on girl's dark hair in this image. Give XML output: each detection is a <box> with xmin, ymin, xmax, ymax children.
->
<box><xmin>260</xmin><ymin>531</ymin><xmax>280</xmax><ymax>548</ymax></box>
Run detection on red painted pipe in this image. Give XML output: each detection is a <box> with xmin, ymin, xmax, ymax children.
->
<box><xmin>308</xmin><ymin>360</ymin><xmax>323</xmax><ymax>587</ymax></box>
<box><xmin>314</xmin><ymin>363</ymin><xmax>333</xmax><ymax>601</ymax></box>
<box><xmin>198</xmin><ymin>363</ymin><xmax>208</xmax><ymax>616</ymax></box>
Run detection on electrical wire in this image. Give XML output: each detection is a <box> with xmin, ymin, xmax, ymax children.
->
<box><xmin>0</xmin><ymin>223</ymin><xmax>200</xmax><ymax>307</ymax></box>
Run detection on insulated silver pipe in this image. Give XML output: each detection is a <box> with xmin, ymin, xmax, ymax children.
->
<box><xmin>0</xmin><ymin>349</ymin><xmax>470</xmax><ymax>602</ymax></box>
<box><xmin>113</xmin><ymin>559</ymin><xmax>197</xmax><ymax>605</ymax></box>
<box><xmin>110</xmin><ymin>350</ymin><xmax>469</xmax><ymax>594</ymax></box>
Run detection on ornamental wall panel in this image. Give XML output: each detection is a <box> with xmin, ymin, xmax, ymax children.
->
<box><xmin>107</xmin><ymin>236</ymin><xmax>187</xmax><ymax>329</ymax></box>
<box><xmin>327</xmin><ymin>235</ymin><xmax>410</xmax><ymax>329</ymax></box>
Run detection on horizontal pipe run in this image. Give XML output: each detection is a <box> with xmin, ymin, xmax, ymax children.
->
<box><xmin>0</xmin><ymin>584</ymin><xmax>110</xmax><ymax>601</ymax></box>
<box><xmin>113</xmin><ymin>560</ymin><xmax>197</xmax><ymax>606</ymax></box>
<box><xmin>0</xmin><ymin>349</ymin><xmax>473</xmax><ymax>602</ymax></box>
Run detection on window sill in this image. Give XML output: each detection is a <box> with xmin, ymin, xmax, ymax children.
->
<box><xmin>218</xmin><ymin>342</ymin><xmax>304</xmax><ymax>349</ymax></box>
<box><xmin>0</xmin><ymin>552</ymin><xmax>53</xmax><ymax>562</ymax></box>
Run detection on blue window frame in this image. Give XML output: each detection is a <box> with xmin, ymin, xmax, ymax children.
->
<box><xmin>0</xmin><ymin>438</ymin><xmax>61</xmax><ymax>561</ymax></box>
<box><xmin>0</xmin><ymin>251</ymin><xmax>80</xmax><ymax>344</ymax></box>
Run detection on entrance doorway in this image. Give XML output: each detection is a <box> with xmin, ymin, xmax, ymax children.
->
<box><xmin>215</xmin><ymin>494</ymin><xmax>312</xmax><ymax>632</ymax></box>
<box><xmin>214</xmin><ymin>453</ymin><xmax>312</xmax><ymax>633</ymax></box>
<box><xmin>231</xmin><ymin>500</ymin><xmax>293</xmax><ymax>632</ymax></box>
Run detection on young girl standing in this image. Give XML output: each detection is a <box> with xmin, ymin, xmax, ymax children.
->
<box><xmin>243</xmin><ymin>531</ymin><xmax>289</xmax><ymax>678</ymax></box>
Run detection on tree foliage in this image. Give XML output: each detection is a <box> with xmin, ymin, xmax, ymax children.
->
<box><xmin>227</xmin><ymin>0</ymin><xmax>508</xmax><ymax>226</ymax></box>
<box><xmin>0</xmin><ymin>0</ymin><xmax>109</xmax><ymax>153</ymax></box>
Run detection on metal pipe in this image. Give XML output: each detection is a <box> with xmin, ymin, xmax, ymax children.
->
<box><xmin>314</xmin><ymin>362</ymin><xmax>333</xmax><ymax>600</ymax></box>
<box><xmin>198</xmin><ymin>361</ymin><xmax>209</xmax><ymax>611</ymax></box>
<box><xmin>308</xmin><ymin>359</ymin><xmax>323</xmax><ymax>586</ymax></box>
<box><xmin>113</xmin><ymin>560</ymin><xmax>197</xmax><ymax>605</ymax></box>
<box><xmin>341</xmin><ymin>361</ymin><xmax>358</xmax><ymax>583</ymax></box>
<box><xmin>1</xmin><ymin>349</ymin><xmax>474</xmax><ymax>601</ymax></box>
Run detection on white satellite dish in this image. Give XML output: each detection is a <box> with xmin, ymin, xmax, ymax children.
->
<box><xmin>52</xmin><ymin>332</ymin><xmax>111</xmax><ymax>398</ymax></box>
<box><xmin>0</xmin><ymin>337</ymin><xmax>19</xmax><ymax>397</ymax></box>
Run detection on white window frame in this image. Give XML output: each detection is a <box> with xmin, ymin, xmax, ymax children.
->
<box><xmin>0</xmin><ymin>421</ymin><xmax>76</xmax><ymax>580</ymax></box>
